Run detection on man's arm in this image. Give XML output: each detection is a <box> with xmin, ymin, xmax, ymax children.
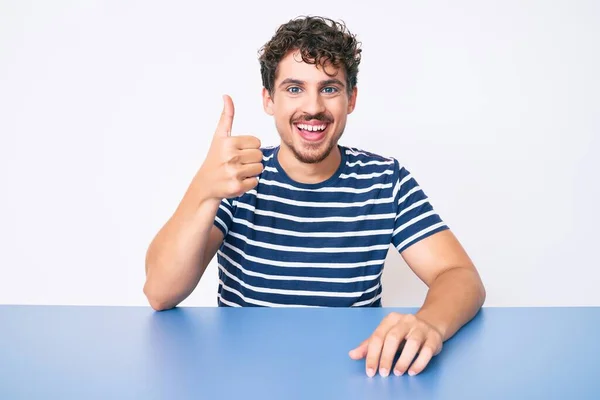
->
<box><xmin>349</xmin><ymin>229</ymin><xmax>485</xmax><ymax>377</ymax></box>
<box><xmin>405</xmin><ymin>229</ymin><xmax>486</xmax><ymax>341</ymax></box>
<box><xmin>143</xmin><ymin>94</ymin><xmax>263</xmax><ymax>311</ymax></box>
<box><xmin>143</xmin><ymin>179</ymin><xmax>224</xmax><ymax>311</ymax></box>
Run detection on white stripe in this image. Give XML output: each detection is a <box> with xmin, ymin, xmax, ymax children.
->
<box><xmin>219</xmin><ymin>281</ymin><xmax>319</xmax><ymax>307</ymax></box>
<box><xmin>263</xmin><ymin>166</ymin><xmax>278</xmax><ymax>173</ymax></box>
<box><xmin>263</xmin><ymin>154</ymin><xmax>274</xmax><ymax>161</ymax></box>
<box><xmin>340</xmin><ymin>170</ymin><xmax>393</xmax><ymax>179</ymax></box>
<box><xmin>345</xmin><ymin>149</ymin><xmax>372</xmax><ymax>157</ymax></box>
<box><xmin>218</xmin><ymin>250</ymin><xmax>383</xmax><ymax>283</ymax></box>
<box><xmin>346</xmin><ymin>159</ymin><xmax>394</xmax><ymax>167</ymax></box>
<box><xmin>392</xmin><ymin>179</ymin><xmax>400</xmax><ymax>200</ymax></box>
<box><xmin>392</xmin><ymin>174</ymin><xmax>413</xmax><ymax>201</ymax></box>
<box><xmin>219</xmin><ymin>264</ymin><xmax>380</xmax><ymax>298</ymax></box>
<box><xmin>259</xmin><ymin>179</ymin><xmax>393</xmax><ymax>194</ymax></box>
<box><xmin>223</xmin><ymin>242</ymin><xmax>386</xmax><ymax>268</ymax></box>
<box><xmin>245</xmin><ymin>190</ymin><xmax>393</xmax><ymax>208</ymax></box>
<box><xmin>395</xmin><ymin>199</ymin><xmax>430</xmax><ymax>220</ymax></box>
<box><xmin>352</xmin><ymin>292</ymin><xmax>383</xmax><ymax>307</ymax></box>
<box><xmin>218</xmin><ymin>293</ymin><xmax>241</xmax><ymax>307</ymax></box>
<box><xmin>398</xmin><ymin>173</ymin><xmax>413</xmax><ymax>189</ymax></box>
<box><xmin>228</xmin><ymin>231</ymin><xmax>390</xmax><ymax>253</ymax></box>
<box><xmin>392</xmin><ymin>211</ymin><xmax>436</xmax><ymax>237</ymax></box>
<box><xmin>234</xmin><ymin>201</ymin><xmax>395</xmax><ymax>223</ymax></box>
<box><xmin>219</xmin><ymin>204</ymin><xmax>233</xmax><ymax>220</ymax></box>
<box><xmin>398</xmin><ymin>186</ymin><xmax>423</xmax><ymax>205</ymax></box>
<box><xmin>214</xmin><ymin>216</ymin><xmax>228</xmax><ymax>234</ymax></box>
<box><xmin>345</xmin><ymin>148</ymin><xmax>392</xmax><ymax>160</ymax></box>
<box><xmin>223</xmin><ymin>198</ymin><xmax>232</xmax><ymax>207</ymax></box>
<box><xmin>396</xmin><ymin>222</ymin><xmax>447</xmax><ymax>251</ymax></box>
<box><xmin>231</xmin><ymin>217</ymin><xmax>392</xmax><ymax>238</ymax></box>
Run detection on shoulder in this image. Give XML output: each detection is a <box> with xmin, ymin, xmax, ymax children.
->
<box><xmin>342</xmin><ymin>145</ymin><xmax>395</xmax><ymax>162</ymax></box>
<box><xmin>341</xmin><ymin>145</ymin><xmax>401</xmax><ymax>174</ymax></box>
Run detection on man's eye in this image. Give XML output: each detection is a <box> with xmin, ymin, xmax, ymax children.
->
<box><xmin>287</xmin><ymin>87</ymin><xmax>301</xmax><ymax>94</ymax></box>
<box><xmin>322</xmin><ymin>87</ymin><xmax>338</xmax><ymax>94</ymax></box>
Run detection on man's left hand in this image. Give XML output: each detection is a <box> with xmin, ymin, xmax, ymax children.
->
<box><xmin>348</xmin><ymin>312</ymin><xmax>443</xmax><ymax>377</ymax></box>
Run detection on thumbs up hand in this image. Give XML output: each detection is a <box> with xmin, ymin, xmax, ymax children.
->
<box><xmin>197</xmin><ymin>95</ymin><xmax>264</xmax><ymax>201</ymax></box>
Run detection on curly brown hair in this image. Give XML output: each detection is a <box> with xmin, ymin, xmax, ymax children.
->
<box><xmin>258</xmin><ymin>16</ymin><xmax>362</xmax><ymax>97</ymax></box>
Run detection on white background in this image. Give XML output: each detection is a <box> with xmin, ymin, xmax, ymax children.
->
<box><xmin>1</xmin><ymin>1</ymin><xmax>598</xmax><ymax>307</ymax></box>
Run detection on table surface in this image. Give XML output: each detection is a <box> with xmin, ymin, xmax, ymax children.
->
<box><xmin>1</xmin><ymin>305</ymin><xmax>599</xmax><ymax>399</ymax></box>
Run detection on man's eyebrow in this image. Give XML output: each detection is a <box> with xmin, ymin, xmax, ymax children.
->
<box><xmin>278</xmin><ymin>78</ymin><xmax>346</xmax><ymax>88</ymax></box>
<box><xmin>320</xmin><ymin>78</ymin><xmax>345</xmax><ymax>87</ymax></box>
<box><xmin>278</xmin><ymin>78</ymin><xmax>304</xmax><ymax>88</ymax></box>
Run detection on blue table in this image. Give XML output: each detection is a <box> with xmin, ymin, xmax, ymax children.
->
<box><xmin>1</xmin><ymin>306</ymin><xmax>599</xmax><ymax>399</ymax></box>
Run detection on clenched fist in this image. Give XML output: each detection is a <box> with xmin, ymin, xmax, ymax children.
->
<box><xmin>197</xmin><ymin>95</ymin><xmax>264</xmax><ymax>201</ymax></box>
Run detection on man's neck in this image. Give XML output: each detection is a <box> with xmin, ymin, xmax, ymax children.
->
<box><xmin>277</xmin><ymin>144</ymin><xmax>341</xmax><ymax>185</ymax></box>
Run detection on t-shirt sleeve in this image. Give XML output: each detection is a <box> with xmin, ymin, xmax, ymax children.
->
<box><xmin>213</xmin><ymin>197</ymin><xmax>236</xmax><ymax>237</ymax></box>
<box><xmin>391</xmin><ymin>160</ymin><xmax>449</xmax><ymax>253</ymax></box>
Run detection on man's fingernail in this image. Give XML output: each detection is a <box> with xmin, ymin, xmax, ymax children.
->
<box><xmin>408</xmin><ymin>370</ymin><xmax>416</xmax><ymax>376</ymax></box>
<box><xmin>367</xmin><ymin>368</ymin><xmax>375</xmax><ymax>377</ymax></box>
<box><xmin>380</xmin><ymin>368</ymin><xmax>389</xmax><ymax>377</ymax></box>
<box><xmin>394</xmin><ymin>369</ymin><xmax>403</xmax><ymax>376</ymax></box>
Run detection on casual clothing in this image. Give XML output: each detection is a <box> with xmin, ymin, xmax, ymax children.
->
<box><xmin>213</xmin><ymin>145</ymin><xmax>449</xmax><ymax>307</ymax></box>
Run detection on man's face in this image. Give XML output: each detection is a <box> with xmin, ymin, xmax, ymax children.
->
<box><xmin>263</xmin><ymin>50</ymin><xmax>357</xmax><ymax>164</ymax></box>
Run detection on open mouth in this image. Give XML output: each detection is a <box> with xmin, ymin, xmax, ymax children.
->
<box><xmin>293</xmin><ymin>121</ymin><xmax>330</xmax><ymax>142</ymax></box>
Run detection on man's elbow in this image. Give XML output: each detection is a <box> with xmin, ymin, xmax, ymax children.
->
<box><xmin>474</xmin><ymin>270</ymin><xmax>487</xmax><ymax>308</ymax></box>
<box><xmin>143</xmin><ymin>280</ymin><xmax>177</xmax><ymax>312</ymax></box>
<box><xmin>147</xmin><ymin>295</ymin><xmax>174</xmax><ymax>312</ymax></box>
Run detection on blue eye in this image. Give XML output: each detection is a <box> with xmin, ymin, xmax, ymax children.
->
<box><xmin>322</xmin><ymin>87</ymin><xmax>338</xmax><ymax>94</ymax></box>
<box><xmin>287</xmin><ymin>86</ymin><xmax>301</xmax><ymax>94</ymax></box>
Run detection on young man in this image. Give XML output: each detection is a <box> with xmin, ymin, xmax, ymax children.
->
<box><xmin>144</xmin><ymin>16</ymin><xmax>486</xmax><ymax>377</ymax></box>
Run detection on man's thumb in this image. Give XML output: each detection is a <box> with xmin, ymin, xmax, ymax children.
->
<box><xmin>215</xmin><ymin>94</ymin><xmax>235</xmax><ymax>137</ymax></box>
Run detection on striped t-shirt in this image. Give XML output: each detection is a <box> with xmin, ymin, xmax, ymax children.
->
<box><xmin>213</xmin><ymin>144</ymin><xmax>449</xmax><ymax>307</ymax></box>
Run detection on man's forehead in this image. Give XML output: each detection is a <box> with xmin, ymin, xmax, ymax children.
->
<box><xmin>275</xmin><ymin>50</ymin><xmax>346</xmax><ymax>84</ymax></box>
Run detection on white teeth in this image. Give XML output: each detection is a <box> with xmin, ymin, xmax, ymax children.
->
<box><xmin>298</xmin><ymin>124</ymin><xmax>327</xmax><ymax>132</ymax></box>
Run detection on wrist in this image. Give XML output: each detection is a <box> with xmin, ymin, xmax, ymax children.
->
<box><xmin>175</xmin><ymin>170</ymin><xmax>222</xmax><ymax>218</ymax></box>
<box><xmin>193</xmin><ymin>168</ymin><xmax>218</xmax><ymax>201</ymax></box>
<box><xmin>415</xmin><ymin>309</ymin><xmax>448</xmax><ymax>341</ymax></box>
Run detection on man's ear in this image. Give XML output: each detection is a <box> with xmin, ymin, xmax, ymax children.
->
<box><xmin>262</xmin><ymin>87</ymin><xmax>274</xmax><ymax>116</ymax></box>
<box><xmin>347</xmin><ymin>86</ymin><xmax>358</xmax><ymax>114</ymax></box>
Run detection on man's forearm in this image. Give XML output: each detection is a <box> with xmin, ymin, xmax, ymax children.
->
<box><xmin>415</xmin><ymin>267</ymin><xmax>486</xmax><ymax>341</ymax></box>
<box><xmin>144</xmin><ymin>175</ymin><xmax>221</xmax><ymax>310</ymax></box>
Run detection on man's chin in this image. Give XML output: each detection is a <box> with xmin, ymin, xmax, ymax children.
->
<box><xmin>292</xmin><ymin>140</ymin><xmax>335</xmax><ymax>164</ymax></box>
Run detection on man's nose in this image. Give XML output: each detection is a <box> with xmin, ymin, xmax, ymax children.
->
<box><xmin>302</xmin><ymin>91</ymin><xmax>326</xmax><ymax>116</ymax></box>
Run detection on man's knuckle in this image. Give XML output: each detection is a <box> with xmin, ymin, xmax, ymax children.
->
<box><xmin>225</xmin><ymin>164</ymin><xmax>237</xmax><ymax>178</ymax></box>
<box><xmin>228</xmin><ymin>180</ymin><xmax>242</xmax><ymax>194</ymax></box>
<box><xmin>386</xmin><ymin>312</ymin><xmax>401</xmax><ymax>323</ymax></box>
<box><xmin>228</xmin><ymin>154</ymin><xmax>241</xmax><ymax>164</ymax></box>
<box><xmin>422</xmin><ymin>344</ymin><xmax>435</xmax><ymax>354</ymax></box>
<box><xmin>371</xmin><ymin>334</ymin><xmax>385</xmax><ymax>345</ymax></box>
<box><xmin>386</xmin><ymin>330</ymin><xmax>402</xmax><ymax>343</ymax></box>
